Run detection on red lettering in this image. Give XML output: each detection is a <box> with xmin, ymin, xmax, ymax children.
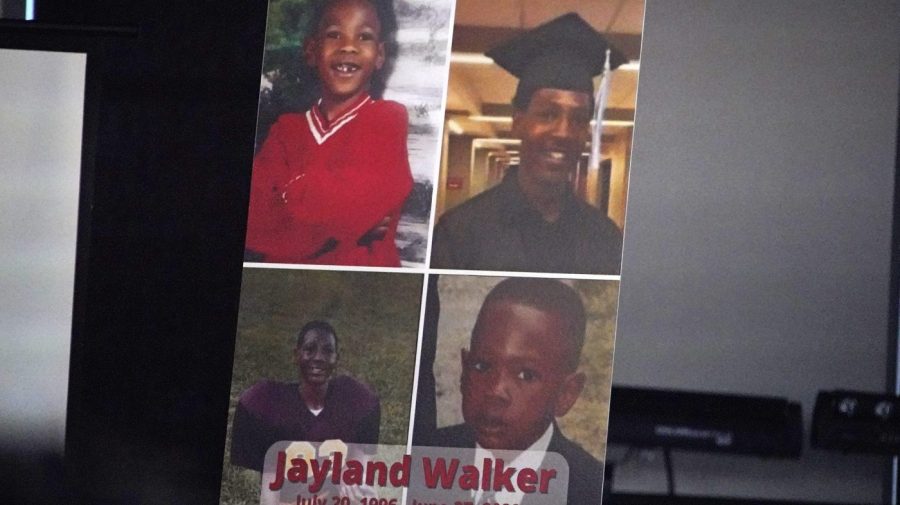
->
<box><xmin>389</xmin><ymin>455</ymin><xmax>411</xmax><ymax>487</ymax></box>
<box><xmin>491</xmin><ymin>459</ymin><xmax>515</xmax><ymax>492</ymax></box>
<box><xmin>538</xmin><ymin>468</ymin><xmax>557</xmax><ymax>493</ymax></box>
<box><xmin>268</xmin><ymin>451</ymin><xmax>286</xmax><ymax>491</ymax></box>
<box><xmin>343</xmin><ymin>459</ymin><xmax>363</xmax><ymax>485</ymax></box>
<box><xmin>287</xmin><ymin>458</ymin><xmax>309</xmax><ymax>483</ymax></box>
<box><xmin>331</xmin><ymin>452</ymin><xmax>343</xmax><ymax>484</ymax></box>
<box><xmin>422</xmin><ymin>457</ymin><xmax>459</xmax><ymax>489</ymax></box>
<box><xmin>365</xmin><ymin>460</ymin><xmax>388</xmax><ymax>486</ymax></box>
<box><xmin>458</xmin><ymin>465</ymin><xmax>479</xmax><ymax>490</ymax></box>
<box><xmin>516</xmin><ymin>468</ymin><xmax>537</xmax><ymax>493</ymax></box>
<box><xmin>308</xmin><ymin>459</ymin><xmax>331</xmax><ymax>493</ymax></box>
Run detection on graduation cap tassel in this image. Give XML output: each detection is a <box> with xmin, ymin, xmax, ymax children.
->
<box><xmin>589</xmin><ymin>48</ymin><xmax>612</xmax><ymax>171</ymax></box>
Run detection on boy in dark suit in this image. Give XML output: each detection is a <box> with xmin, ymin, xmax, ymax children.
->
<box><xmin>426</xmin><ymin>278</ymin><xmax>604</xmax><ymax>505</ymax></box>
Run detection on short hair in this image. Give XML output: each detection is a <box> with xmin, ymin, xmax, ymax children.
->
<box><xmin>474</xmin><ymin>278</ymin><xmax>586</xmax><ymax>370</ymax></box>
<box><xmin>512</xmin><ymin>88</ymin><xmax>594</xmax><ymax>113</ymax></box>
<box><xmin>306</xmin><ymin>0</ymin><xmax>399</xmax><ymax>99</ymax></box>
<box><xmin>296</xmin><ymin>320</ymin><xmax>338</xmax><ymax>352</ymax></box>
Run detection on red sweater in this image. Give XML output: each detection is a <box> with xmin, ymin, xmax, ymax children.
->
<box><xmin>245</xmin><ymin>96</ymin><xmax>413</xmax><ymax>266</ymax></box>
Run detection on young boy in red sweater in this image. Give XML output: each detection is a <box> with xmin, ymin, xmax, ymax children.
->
<box><xmin>246</xmin><ymin>0</ymin><xmax>412</xmax><ymax>266</ymax></box>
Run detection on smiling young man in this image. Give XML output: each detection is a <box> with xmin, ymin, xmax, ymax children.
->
<box><xmin>430</xmin><ymin>13</ymin><xmax>624</xmax><ymax>275</ymax></box>
<box><xmin>427</xmin><ymin>278</ymin><xmax>604</xmax><ymax>505</ymax></box>
<box><xmin>230</xmin><ymin>321</ymin><xmax>380</xmax><ymax>471</ymax></box>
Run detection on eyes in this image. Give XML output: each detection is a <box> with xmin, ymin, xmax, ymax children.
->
<box><xmin>518</xmin><ymin>369</ymin><xmax>538</xmax><ymax>381</ymax></box>
<box><xmin>323</xmin><ymin>28</ymin><xmax>378</xmax><ymax>43</ymax></box>
<box><xmin>301</xmin><ymin>344</ymin><xmax>335</xmax><ymax>356</ymax></box>
<box><xmin>533</xmin><ymin>108</ymin><xmax>557</xmax><ymax>122</ymax></box>
<box><xmin>531</xmin><ymin>107</ymin><xmax>591</xmax><ymax>127</ymax></box>
<box><xmin>469</xmin><ymin>359</ymin><xmax>540</xmax><ymax>383</ymax></box>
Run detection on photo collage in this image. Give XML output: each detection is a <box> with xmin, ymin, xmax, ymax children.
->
<box><xmin>222</xmin><ymin>0</ymin><xmax>644</xmax><ymax>503</ymax></box>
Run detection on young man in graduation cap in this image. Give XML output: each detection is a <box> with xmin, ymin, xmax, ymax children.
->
<box><xmin>430</xmin><ymin>13</ymin><xmax>625</xmax><ymax>275</ymax></box>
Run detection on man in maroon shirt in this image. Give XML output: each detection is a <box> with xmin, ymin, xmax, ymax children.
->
<box><xmin>230</xmin><ymin>321</ymin><xmax>380</xmax><ymax>471</ymax></box>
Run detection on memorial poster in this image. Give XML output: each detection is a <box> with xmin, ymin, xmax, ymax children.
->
<box><xmin>221</xmin><ymin>0</ymin><xmax>643</xmax><ymax>503</ymax></box>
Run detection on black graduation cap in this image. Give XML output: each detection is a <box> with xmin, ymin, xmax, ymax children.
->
<box><xmin>486</xmin><ymin>13</ymin><xmax>626</xmax><ymax>109</ymax></box>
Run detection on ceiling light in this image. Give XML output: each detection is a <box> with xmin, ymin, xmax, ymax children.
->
<box><xmin>446</xmin><ymin>119</ymin><xmax>464</xmax><ymax>134</ymax></box>
<box><xmin>473</xmin><ymin>138</ymin><xmax>521</xmax><ymax>148</ymax></box>
<box><xmin>469</xmin><ymin>115</ymin><xmax>513</xmax><ymax>123</ymax></box>
<box><xmin>593</xmin><ymin>119</ymin><xmax>636</xmax><ymax>127</ymax></box>
<box><xmin>450</xmin><ymin>52</ymin><xmax>494</xmax><ymax>65</ymax></box>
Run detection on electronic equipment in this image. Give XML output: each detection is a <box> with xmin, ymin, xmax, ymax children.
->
<box><xmin>812</xmin><ymin>390</ymin><xmax>900</xmax><ymax>454</ymax></box>
<box><xmin>608</xmin><ymin>386</ymin><xmax>803</xmax><ymax>458</ymax></box>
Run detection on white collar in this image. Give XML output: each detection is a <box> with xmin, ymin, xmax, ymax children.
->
<box><xmin>472</xmin><ymin>423</ymin><xmax>554</xmax><ymax>504</ymax></box>
<box><xmin>305</xmin><ymin>94</ymin><xmax>373</xmax><ymax>145</ymax></box>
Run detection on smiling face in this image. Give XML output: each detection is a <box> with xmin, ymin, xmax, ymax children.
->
<box><xmin>305</xmin><ymin>0</ymin><xmax>385</xmax><ymax>111</ymax></box>
<box><xmin>513</xmin><ymin>88</ymin><xmax>592</xmax><ymax>188</ymax></box>
<box><xmin>460</xmin><ymin>300</ymin><xmax>585</xmax><ymax>450</ymax></box>
<box><xmin>294</xmin><ymin>328</ymin><xmax>338</xmax><ymax>386</ymax></box>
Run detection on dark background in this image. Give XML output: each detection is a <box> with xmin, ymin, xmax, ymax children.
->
<box><xmin>5</xmin><ymin>1</ymin><xmax>268</xmax><ymax>504</ymax></box>
<box><xmin>1</xmin><ymin>0</ymin><xmax>898</xmax><ymax>504</ymax></box>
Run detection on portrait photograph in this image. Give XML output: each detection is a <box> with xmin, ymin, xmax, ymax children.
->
<box><xmin>430</xmin><ymin>0</ymin><xmax>644</xmax><ymax>275</ymax></box>
<box><xmin>219</xmin><ymin>268</ymin><xmax>424</xmax><ymax>505</ymax></box>
<box><xmin>412</xmin><ymin>274</ymin><xmax>620</xmax><ymax>504</ymax></box>
<box><xmin>244</xmin><ymin>0</ymin><xmax>454</xmax><ymax>268</ymax></box>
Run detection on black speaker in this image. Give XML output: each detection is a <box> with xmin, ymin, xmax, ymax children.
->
<box><xmin>812</xmin><ymin>389</ymin><xmax>900</xmax><ymax>454</ymax></box>
<box><xmin>608</xmin><ymin>386</ymin><xmax>802</xmax><ymax>458</ymax></box>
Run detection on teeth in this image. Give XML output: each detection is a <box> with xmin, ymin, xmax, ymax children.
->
<box><xmin>335</xmin><ymin>63</ymin><xmax>359</xmax><ymax>73</ymax></box>
<box><xmin>548</xmin><ymin>151</ymin><xmax>565</xmax><ymax>160</ymax></box>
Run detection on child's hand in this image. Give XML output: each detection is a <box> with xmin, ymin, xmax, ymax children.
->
<box><xmin>304</xmin><ymin>238</ymin><xmax>338</xmax><ymax>260</ymax></box>
<box><xmin>357</xmin><ymin>216</ymin><xmax>392</xmax><ymax>246</ymax></box>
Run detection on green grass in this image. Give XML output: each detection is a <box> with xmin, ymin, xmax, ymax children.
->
<box><xmin>219</xmin><ymin>269</ymin><xmax>423</xmax><ymax>505</ymax></box>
